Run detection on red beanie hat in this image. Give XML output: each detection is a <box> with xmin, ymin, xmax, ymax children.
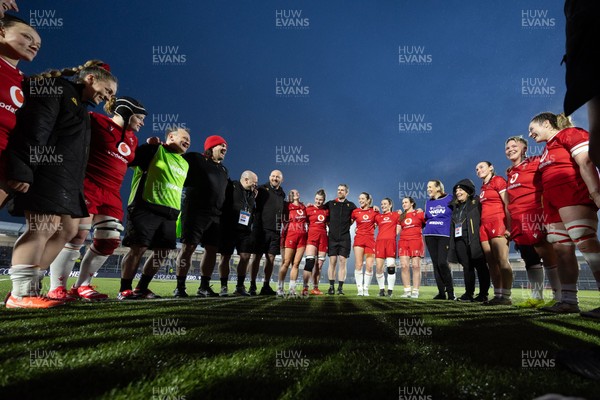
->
<box><xmin>204</xmin><ymin>135</ymin><xmax>227</xmax><ymax>151</ymax></box>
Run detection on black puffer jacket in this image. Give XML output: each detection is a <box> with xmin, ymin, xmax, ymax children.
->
<box><xmin>8</xmin><ymin>77</ymin><xmax>90</xmax><ymax>217</ymax></box>
<box><xmin>448</xmin><ymin>179</ymin><xmax>484</xmax><ymax>262</ymax></box>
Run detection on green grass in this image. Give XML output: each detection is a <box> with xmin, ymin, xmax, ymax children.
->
<box><xmin>0</xmin><ymin>278</ymin><xmax>599</xmax><ymax>400</ymax></box>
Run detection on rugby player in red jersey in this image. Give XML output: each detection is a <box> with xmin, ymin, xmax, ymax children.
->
<box><xmin>374</xmin><ymin>198</ymin><xmax>400</xmax><ymax>297</ymax></box>
<box><xmin>529</xmin><ymin>112</ymin><xmax>600</xmax><ymax>318</ymax></box>
<box><xmin>351</xmin><ymin>192</ymin><xmax>377</xmax><ymax>296</ymax></box>
<box><xmin>304</xmin><ymin>189</ymin><xmax>329</xmax><ymax>295</ymax></box>
<box><xmin>398</xmin><ymin>197</ymin><xmax>425</xmax><ymax>299</ymax></box>
<box><xmin>476</xmin><ymin>161</ymin><xmax>513</xmax><ymax>305</ymax></box>
<box><xmin>277</xmin><ymin>189</ymin><xmax>307</xmax><ymax>297</ymax></box>
<box><xmin>0</xmin><ymin>14</ymin><xmax>40</xmax><ymax>207</ymax></box>
<box><xmin>505</xmin><ymin>136</ymin><xmax>561</xmax><ymax>308</ymax></box>
<box><xmin>47</xmin><ymin>97</ymin><xmax>146</xmax><ymax>301</ymax></box>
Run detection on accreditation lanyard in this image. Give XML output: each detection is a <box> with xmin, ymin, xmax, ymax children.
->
<box><xmin>238</xmin><ymin>189</ymin><xmax>252</xmax><ymax>226</ymax></box>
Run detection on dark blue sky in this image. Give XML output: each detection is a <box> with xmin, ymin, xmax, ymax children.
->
<box><xmin>3</xmin><ymin>0</ymin><xmax>576</xmax><ymax>221</ymax></box>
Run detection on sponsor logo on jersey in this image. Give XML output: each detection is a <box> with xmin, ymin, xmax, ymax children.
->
<box><xmin>404</xmin><ymin>218</ymin><xmax>412</xmax><ymax>225</ymax></box>
<box><xmin>10</xmin><ymin>86</ymin><xmax>24</xmax><ymax>108</ymax></box>
<box><xmin>510</xmin><ymin>173</ymin><xmax>519</xmax><ymax>184</ymax></box>
<box><xmin>118</xmin><ymin>142</ymin><xmax>132</xmax><ymax>157</ymax></box>
<box><xmin>317</xmin><ymin>214</ymin><xmax>325</xmax><ymax>222</ymax></box>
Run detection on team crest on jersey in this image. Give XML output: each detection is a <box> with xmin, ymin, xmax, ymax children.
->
<box><xmin>118</xmin><ymin>142</ymin><xmax>132</xmax><ymax>157</ymax></box>
<box><xmin>405</xmin><ymin>218</ymin><xmax>412</xmax><ymax>225</ymax></box>
<box><xmin>510</xmin><ymin>173</ymin><xmax>519</xmax><ymax>184</ymax></box>
<box><xmin>10</xmin><ymin>86</ymin><xmax>24</xmax><ymax>108</ymax></box>
<box><xmin>71</xmin><ymin>97</ymin><xmax>78</xmax><ymax>106</ymax></box>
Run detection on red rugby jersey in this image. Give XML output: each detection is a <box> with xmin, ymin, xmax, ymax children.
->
<box><xmin>375</xmin><ymin>211</ymin><xmax>400</xmax><ymax>241</ymax></box>
<box><xmin>399</xmin><ymin>209</ymin><xmax>425</xmax><ymax>240</ymax></box>
<box><xmin>86</xmin><ymin>112</ymin><xmax>138</xmax><ymax>189</ymax></box>
<box><xmin>538</xmin><ymin>127</ymin><xmax>589</xmax><ymax>190</ymax></box>
<box><xmin>0</xmin><ymin>57</ymin><xmax>24</xmax><ymax>151</ymax></box>
<box><xmin>506</xmin><ymin>156</ymin><xmax>542</xmax><ymax>215</ymax></box>
<box><xmin>480</xmin><ymin>175</ymin><xmax>507</xmax><ymax>220</ymax></box>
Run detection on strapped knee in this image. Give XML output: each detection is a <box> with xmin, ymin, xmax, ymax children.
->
<box><xmin>304</xmin><ymin>256</ymin><xmax>315</xmax><ymax>273</ymax></box>
<box><xmin>386</xmin><ymin>257</ymin><xmax>396</xmax><ymax>274</ymax></box>
<box><xmin>565</xmin><ymin>219</ymin><xmax>598</xmax><ymax>246</ymax></box>
<box><xmin>92</xmin><ymin>218</ymin><xmax>124</xmax><ymax>256</ymax></box>
<box><xmin>546</xmin><ymin>227</ymin><xmax>573</xmax><ymax>245</ymax></box>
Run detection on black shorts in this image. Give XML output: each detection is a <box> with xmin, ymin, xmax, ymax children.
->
<box><xmin>181</xmin><ymin>212</ymin><xmax>220</xmax><ymax>247</ymax></box>
<box><xmin>122</xmin><ymin>207</ymin><xmax>177</xmax><ymax>249</ymax></box>
<box><xmin>252</xmin><ymin>229</ymin><xmax>281</xmax><ymax>255</ymax></box>
<box><xmin>219</xmin><ymin>229</ymin><xmax>254</xmax><ymax>256</ymax></box>
<box><xmin>328</xmin><ymin>235</ymin><xmax>351</xmax><ymax>258</ymax></box>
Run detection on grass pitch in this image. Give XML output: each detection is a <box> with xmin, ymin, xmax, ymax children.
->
<box><xmin>0</xmin><ymin>278</ymin><xmax>599</xmax><ymax>400</ymax></box>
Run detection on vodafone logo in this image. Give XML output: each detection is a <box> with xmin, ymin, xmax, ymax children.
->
<box><xmin>383</xmin><ymin>216</ymin><xmax>390</xmax><ymax>222</ymax></box>
<box><xmin>405</xmin><ymin>218</ymin><xmax>412</xmax><ymax>225</ymax></box>
<box><xmin>479</xmin><ymin>191</ymin><xmax>484</xmax><ymax>199</ymax></box>
<box><xmin>362</xmin><ymin>214</ymin><xmax>369</xmax><ymax>220</ymax></box>
<box><xmin>317</xmin><ymin>214</ymin><xmax>325</xmax><ymax>222</ymax></box>
<box><xmin>296</xmin><ymin>210</ymin><xmax>304</xmax><ymax>216</ymax></box>
<box><xmin>10</xmin><ymin>86</ymin><xmax>24</xmax><ymax>108</ymax></box>
<box><xmin>540</xmin><ymin>149</ymin><xmax>548</xmax><ymax>162</ymax></box>
<box><xmin>510</xmin><ymin>173</ymin><xmax>519</xmax><ymax>184</ymax></box>
<box><xmin>118</xmin><ymin>142</ymin><xmax>132</xmax><ymax>157</ymax></box>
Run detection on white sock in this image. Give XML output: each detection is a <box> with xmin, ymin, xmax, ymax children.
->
<box><xmin>376</xmin><ymin>273</ymin><xmax>385</xmax><ymax>289</ymax></box>
<box><xmin>9</xmin><ymin>265</ymin><xmax>39</xmax><ymax>297</ymax></box>
<box><xmin>544</xmin><ymin>265</ymin><xmax>561</xmax><ymax>300</ymax></box>
<box><xmin>289</xmin><ymin>280</ymin><xmax>296</xmax><ymax>291</ymax></box>
<box><xmin>278</xmin><ymin>280</ymin><xmax>284</xmax><ymax>290</ymax></box>
<box><xmin>501</xmin><ymin>288</ymin><xmax>512</xmax><ymax>299</ymax></box>
<box><xmin>411</xmin><ymin>288</ymin><xmax>419</xmax><ymax>297</ymax></box>
<box><xmin>387</xmin><ymin>271</ymin><xmax>396</xmax><ymax>291</ymax></box>
<box><xmin>527</xmin><ymin>265</ymin><xmax>544</xmax><ymax>300</ymax></box>
<box><xmin>354</xmin><ymin>270</ymin><xmax>364</xmax><ymax>292</ymax></box>
<box><xmin>494</xmin><ymin>288</ymin><xmax>502</xmax><ymax>298</ymax></box>
<box><xmin>49</xmin><ymin>243</ymin><xmax>83</xmax><ymax>290</ymax></box>
<box><xmin>364</xmin><ymin>271</ymin><xmax>373</xmax><ymax>292</ymax></box>
<box><xmin>561</xmin><ymin>283</ymin><xmax>578</xmax><ymax>305</ymax></box>
<box><xmin>403</xmin><ymin>287</ymin><xmax>412</xmax><ymax>295</ymax></box>
<box><xmin>75</xmin><ymin>249</ymin><xmax>108</xmax><ymax>287</ymax></box>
